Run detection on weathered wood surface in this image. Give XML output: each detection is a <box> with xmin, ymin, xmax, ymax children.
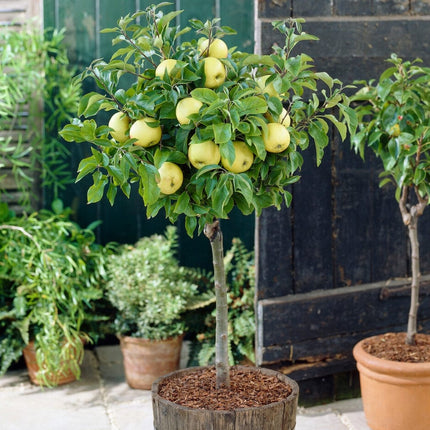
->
<box><xmin>256</xmin><ymin>0</ymin><xmax>430</xmax><ymax>375</ymax></box>
<box><xmin>0</xmin><ymin>0</ymin><xmax>41</xmax><ymax>25</ymax></box>
<box><xmin>152</xmin><ymin>366</ymin><xmax>299</xmax><ymax>430</ymax></box>
<box><xmin>257</xmin><ymin>276</ymin><xmax>430</xmax><ymax>377</ymax></box>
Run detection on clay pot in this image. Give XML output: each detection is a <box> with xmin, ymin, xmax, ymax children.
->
<box><xmin>22</xmin><ymin>340</ymin><xmax>82</xmax><ymax>386</ymax></box>
<box><xmin>353</xmin><ymin>336</ymin><xmax>430</xmax><ymax>430</ymax></box>
<box><xmin>119</xmin><ymin>335</ymin><xmax>183</xmax><ymax>390</ymax></box>
<box><xmin>152</xmin><ymin>366</ymin><xmax>299</xmax><ymax>430</ymax></box>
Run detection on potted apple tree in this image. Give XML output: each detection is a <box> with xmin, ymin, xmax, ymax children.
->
<box><xmin>351</xmin><ymin>54</ymin><xmax>430</xmax><ymax>430</ymax></box>
<box><xmin>60</xmin><ymin>4</ymin><xmax>355</xmax><ymax>429</ymax></box>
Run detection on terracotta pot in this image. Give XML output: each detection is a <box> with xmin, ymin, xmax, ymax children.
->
<box><xmin>353</xmin><ymin>336</ymin><xmax>430</xmax><ymax>430</ymax></box>
<box><xmin>152</xmin><ymin>366</ymin><xmax>299</xmax><ymax>430</ymax></box>
<box><xmin>119</xmin><ymin>335</ymin><xmax>183</xmax><ymax>390</ymax></box>
<box><xmin>22</xmin><ymin>340</ymin><xmax>82</xmax><ymax>386</ymax></box>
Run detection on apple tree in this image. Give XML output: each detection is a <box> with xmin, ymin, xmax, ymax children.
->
<box><xmin>60</xmin><ymin>3</ymin><xmax>356</xmax><ymax>388</ymax></box>
<box><xmin>351</xmin><ymin>54</ymin><xmax>430</xmax><ymax>346</ymax></box>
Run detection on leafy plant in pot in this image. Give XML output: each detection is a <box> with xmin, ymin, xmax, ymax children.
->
<box><xmin>60</xmin><ymin>4</ymin><xmax>355</xmax><ymax>428</ymax></box>
<box><xmin>0</xmin><ymin>202</ymin><xmax>111</xmax><ymax>387</ymax></box>
<box><xmin>351</xmin><ymin>54</ymin><xmax>430</xmax><ymax>430</ymax></box>
<box><xmin>105</xmin><ymin>226</ymin><xmax>206</xmax><ymax>390</ymax></box>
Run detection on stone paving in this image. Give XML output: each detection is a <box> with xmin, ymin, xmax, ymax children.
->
<box><xmin>0</xmin><ymin>345</ymin><xmax>371</xmax><ymax>430</ymax></box>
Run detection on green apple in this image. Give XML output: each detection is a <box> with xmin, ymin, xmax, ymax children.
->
<box><xmin>155</xmin><ymin>59</ymin><xmax>178</xmax><ymax>78</ymax></box>
<box><xmin>202</xmin><ymin>57</ymin><xmax>226</xmax><ymax>89</ymax></box>
<box><xmin>108</xmin><ymin>111</ymin><xmax>130</xmax><ymax>143</ymax></box>
<box><xmin>221</xmin><ymin>140</ymin><xmax>254</xmax><ymax>173</ymax></box>
<box><xmin>129</xmin><ymin>117</ymin><xmax>162</xmax><ymax>147</ymax></box>
<box><xmin>188</xmin><ymin>140</ymin><xmax>220</xmax><ymax>169</ymax></box>
<box><xmin>263</xmin><ymin>122</ymin><xmax>290</xmax><ymax>153</ymax></box>
<box><xmin>198</xmin><ymin>38</ymin><xmax>228</xmax><ymax>58</ymax></box>
<box><xmin>256</xmin><ymin>75</ymin><xmax>280</xmax><ymax>99</ymax></box>
<box><xmin>176</xmin><ymin>97</ymin><xmax>203</xmax><ymax>125</ymax></box>
<box><xmin>157</xmin><ymin>162</ymin><xmax>183</xmax><ymax>194</ymax></box>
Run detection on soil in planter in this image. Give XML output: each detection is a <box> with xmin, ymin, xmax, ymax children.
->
<box><xmin>158</xmin><ymin>366</ymin><xmax>293</xmax><ymax>410</ymax></box>
<box><xmin>362</xmin><ymin>332</ymin><xmax>430</xmax><ymax>362</ymax></box>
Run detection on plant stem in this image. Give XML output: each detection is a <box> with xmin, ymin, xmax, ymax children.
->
<box><xmin>204</xmin><ymin>219</ymin><xmax>230</xmax><ymax>389</ymax></box>
<box><xmin>406</xmin><ymin>215</ymin><xmax>420</xmax><ymax>345</ymax></box>
<box><xmin>399</xmin><ymin>185</ymin><xmax>427</xmax><ymax>346</ymax></box>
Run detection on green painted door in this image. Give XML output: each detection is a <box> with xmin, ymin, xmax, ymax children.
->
<box><xmin>43</xmin><ymin>0</ymin><xmax>255</xmax><ymax>268</ymax></box>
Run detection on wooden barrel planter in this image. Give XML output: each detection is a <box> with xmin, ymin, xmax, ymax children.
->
<box><xmin>152</xmin><ymin>366</ymin><xmax>299</xmax><ymax>430</ymax></box>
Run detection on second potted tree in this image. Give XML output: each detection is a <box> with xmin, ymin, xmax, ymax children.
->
<box><xmin>351</xmin><ymin>54</ymin><xmax>430</xmax><ymax>430</ymax></box>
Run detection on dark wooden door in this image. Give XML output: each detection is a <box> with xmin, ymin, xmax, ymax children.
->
<box><xmin>255</xmin><ymin>0</ymin><xmax>430</xmax><ymax>381</ymax></box>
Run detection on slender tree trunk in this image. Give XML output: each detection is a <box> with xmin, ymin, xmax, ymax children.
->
<box><xmin>399</xmin><ymin>186</ymin><xmax>427</xmax><ymax>346</ymax></box>
<box><xmin>204</xmin><ymin>219</ymin><xmax>230</xmax><ymax>388</ymax></box>
<box><xmin>406</xmin><ymin>215</ymin><xmax>420</xmax><ymax>345</ymax></box>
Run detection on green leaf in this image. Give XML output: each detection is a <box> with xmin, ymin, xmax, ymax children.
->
<box><xmin>309</xmin><ymin>120</ymin><xmax>329</xmax><ymax>166</ymax></box>
<box><xmin>234</xmin><ymin>174</ymin><xmax>254</xmax><ymax>204</ymax></box>
<box><xmin>212</xmin><ymin>176</ymin><xmax>232</xmax><ymax>217</ymax></box>
<box><xmin>76</xmin><ymin>156</ymin><xmax>98</xmax><ymax>182</ymax></box>
<box><xmin>185</xmin><ymin>216</ymin><xmax>197</xmax><ymax>237</ymax></box>
<box><xmin>324</xmin><ymin>114</ymin><xmax>347</xmax><ymax>141</ymax></box>
<box><xmin>59</xmin><ymin>124</ymin><xmax>88</xmax><ymax>143</ymax></box>
<box><xmin>174</xmin><ymin>192</ymin><xmax>190</xmax><ymax>214</ymax></box>
<box><xmin>241</xmin><ymin>54</ymin><xmax>275</xmax><ymax>67</ymax></box>
<box><xmin>220</xmin><ymin>140</ymin><xmax>236</xmax><ymax>165</ymax></box>
<box><xmin>107</xmin><ymin>182</ymin><xmax>118</xmax><ymax>205</ymax></box>
<box><xmin>191</xmin><ymin>88</ymin><xmax>218</xmax><ymax>104</ymax></box>
<box><xmin>237</xmin><ymin>96</ymin><xmax>268</xmax><ymax>115</ymax></box>
<box><xmin>315</xmin><ymin>72</ymin><xmax>334</xmax><ymax>89</ymax></box>
<box><xmin>87</xmin><ymin>172</ymin><xmax>108</xmax><ymax>203</ymax></box>
<box><xmin>138</xmin><ymin>163</ymin><xmax>160</xmax><ymax>206</ymax></box>
<box><xmin>213</xmin><ymin>123</ymin><xmax>232</xmax><ymax>144</ymax></box>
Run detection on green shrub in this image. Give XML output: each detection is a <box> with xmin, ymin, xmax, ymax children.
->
<box><xmin>105</xmin><ymin>226</ymin><xmax>204</xmax><ymax>340</ymax></box>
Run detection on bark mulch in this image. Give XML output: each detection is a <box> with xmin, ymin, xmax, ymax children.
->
<box><xmin>157</xmin><ymin>366</ymin><xmax>293</xmax><ymax>410</ymax></box>
<box><xmin>362</xmin><ymin>332</ymin><xmax>430</xmax><ymax>363</ymax></box>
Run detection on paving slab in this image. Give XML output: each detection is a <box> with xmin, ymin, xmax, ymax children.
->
<box><xmin>0</xmin><ymin>345</ymin><xmax>371</xmax><ymax>430</ymax></box>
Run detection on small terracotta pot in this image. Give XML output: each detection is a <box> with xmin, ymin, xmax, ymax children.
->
<box><xmin>22</xmin><ymin>340</ymin><xmax>82</xmax><ymax>386</ymax></box>
<box><xmin>119</xmin><ymin>335</ymin><xmax>183</xmax><ymax>390</ymax></box>
<box><xmin>353</xmin><ymin>336</ymin><xmax>430</xmax><ymax>430</ymax></box>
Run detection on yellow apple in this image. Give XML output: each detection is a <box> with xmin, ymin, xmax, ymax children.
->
<box><xmin>221</xmin><ymin>140</ymin><xmax>254</xmax><ymax>173</ymax></box>
<box><xmin>108</xmin><ymin>111</ymin><xmax>130</xmax><ymax>143</ymax></box>
<box><xmin>278</xmin><ymin>108</ymin><xmax>291</xmax><ymax>127</ymax></box>
<box><xmin>155</xmin><ymin>59</ymin><xmax>178</xmax><ymax>78</ymax></box>
<box><xmin>256</xmin><ymin>75</ymin><xmax>280</xmax><ymax>99</ymax></box>
<box><xmin>188</xmin><ymin>140</ymin><xmax>220</xmax><ymax>169</ymax></box>
<box><xmin>157</xmin><ymin>162</ymin><xmax>183</xmax><ymax>194</ymax></box>
<box><xmin>202</xmin><ymin>57</ymin><xmax>226</xmax><ymax>89</ymax></box>
<box><xmin>129</xmin><ymin>117</ymin><xmax>162</xmax><ymax>147</ymax></box>
<box><xmin>198</xmin><ymin>38</ymin><xmax>228</xmax><ymax>58</ymax></box>
<box><xmin>176</xmin><ymin>97</ymin><xmax>203</xmax><ymax>125</ymax></box>
<box><xmin>263</xmin><ymin>122</ymin><xmax>290</xmax><ymax>153</ymax></box>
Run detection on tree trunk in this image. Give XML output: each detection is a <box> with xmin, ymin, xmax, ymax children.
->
<box><xmin>204</xmin><ymin>219</ymin><xmax>230</xmax><ymax>388</ymax></box>
<box><xmin>406</xmin><ymin>215</ymin><xmax>420</xmax><ymax>345</ymax></box>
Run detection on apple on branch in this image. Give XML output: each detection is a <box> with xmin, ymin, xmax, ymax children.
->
<box><xmin>129</xmin><ymin>117</ymin><xmax>162</xmax><ymax>147</ymax></box>
<box><xmin>108</xmin><ymin>111</ymin><xmax>130</xmax><ymax>143</ymax></box>
<box><xmin>188</xmin><ymin>140</ymin><xmax>221</xmax><ymax>169</ymax></box>
<box><xmin>202</xmin><ymin>57</ymin><xmax>226</xmax><ymax>89</ymax></box>
<box><xmin>157</xmin><ymin>162</ymin><xmax>183</xmax><ymax>195</ymax></box>
<box><xmin>176</xmin><ymin>97</ymin><xmax>203</xmax><ymax>125</ymax></box>
<box><xmin>198</xmin><ymin>38</ymin><xmax>229</xmax><ymax>58</ymax></box>
<box><xmin>221</xmin><ymin>140</ymin><xmax>254</xmax><ymax>173</ymax></box>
